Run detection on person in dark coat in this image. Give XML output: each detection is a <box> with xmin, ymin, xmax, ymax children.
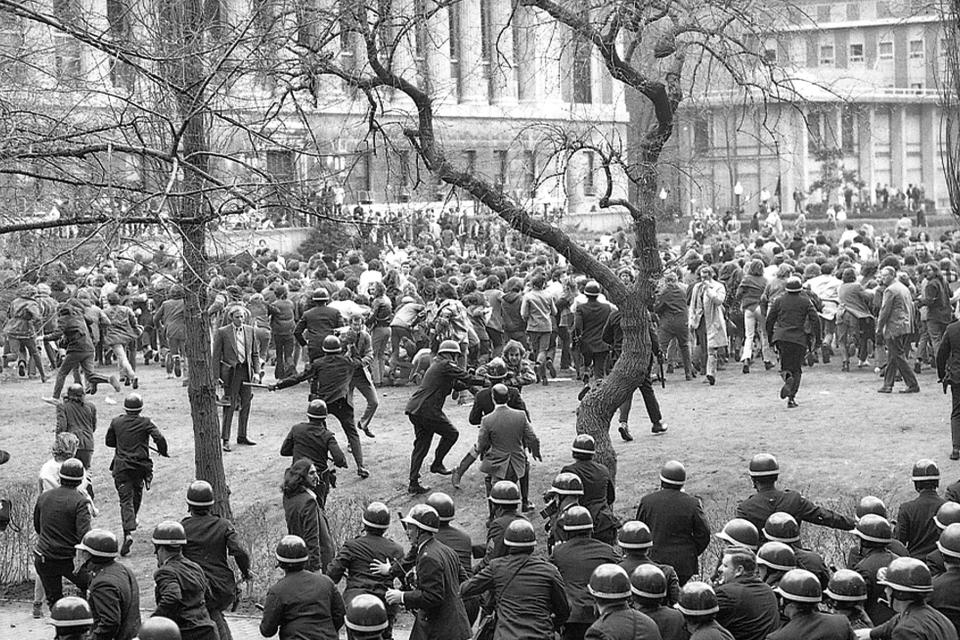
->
<box><xmin>403</xmin><ymin>340</ymin><xmax>485</xmax><ymax>494</ymax></box>
<box><xmin>279</xmin><ymin>399</ymin><xmax>347</xmax><ymax>506</ymax></box>
<box><xmin>260</xmin><ymin>535</ymin><xmax>345</xmax><ymax>640</ymax></box>
<box><xmin>766</xmin><ymin>569</ymin><xmax>855</xmax><ymax>640</ymax></box>
<box><xmin>655</xmin><ymin>271</ymin><xmax>694</xmax><ymax>380</ymax></box>
<box><xmin>151</xmin><ymin>521</ymin><xmax>219</xmax><ymax>640</ymax></box>
<box><xmin>584</xmin><ymin>564</ymin><xmax>661</xmax><ymax>640</ymax></box>
<box><xmin>46</xmin><ymin>304</ymin><xmax>119</xmax><ymax>399</ymax></box>
<box><xmin>861</xmin><ymin>557</ymin><xmax>958</xmax><ymax>640</ymax></box>
<box><xmin>561</xmin><ymin>435</ymin><xmax>618</xmax><ymax>545</ymax></box>
<box><xmin>897</xmin><ymin>460</ymin><xmax>948</xmax><ymax>559</ymax></box>
<box><xmin>56</xmin><ymin>384</ymin><xmax>97</xmax><ymax>469</ymax></box>
<box><xmin>211</xmin><ymin>307</ymin><xmax>261</xmax><ymax>451</ymax></box>
<box><xmin>714</xmin><ymin>548</ymin><xmax>780</xmax><ymax>640</ymax></box>
<box><xmin>267</xmin><ymin>285</ymin><xmax>297</xmax><ymax>379</ymax></box>
<box><xmin>930</xmin><ymin>523</ymin><xmax>960</xmax><ymax>634</ymax></box>
<box><xmin>34</xmin><ymin>458</ymin><xmax>92</xmax><ymax>609</ymax></box>
<box><xmin>937</xmin><ymin>319</ymin><xmax>960</xmax><ymax>460</ymax></box>
<box><xmin>326</xmin><ymin>502</ymin><xmax>404</xmax><ymax>636</ymax></box>
<box><xmin>573</xmin><ymin>281</ymin><xmax>612</xmax><ymax>383</ymax></box>
<box><xmin>550</xmin><ymin>506</ymin><xmax>621</xmax><ymax>640</ymax></box>
<box><xmin>272</xmin><ymin>334</ymin><xmax>368</xmax><ymax>478</ymax></box>
<box><xmin>427</xmin><ymin>493</ymin><xmax>479</xmax><ymax>625</ymax></box>
<box><xmin>616</xmin><ymin>521</ymin><xmax>681</xmax><ymax>606</ymax></box>
<box><xmin>477</xmin><ymin>480</ymin><xmax>527</xmax><ymax>568</ymax></box>
<box><xmin>380</xmin><ymin>505</ymin><xmax>472</xmax><ymax>640</ymax></box>
<box><xmin>281</xmin><ymin>459</ymin><xmax>333</xmax><ymax>573</ymax></box>
<box><xmin>293</xmin><ymin>289</ymin><xmax>344</xmax><ymax>361</ymax></box>
<box><xmin>461</xmin><ymin>519</ymin><xmax>569</xmax><ymax>640</ymax></box>
<box><xmin>75</xmin><ymin>529</ymin><xmax>141</xmax><ymax>640</ymax></box>
<box><xmin>637</xmin><ymin>460</ymin><xmax>711</xmax><ymax>585</ymax></box>
<box><xmin>105</xmin><ymin>394</ymin><xmax>168</xmax><ymax>557</ymax></box>
<box><xmin>628</xmin><ymin>564</ymin><xmax>688</xmax><ymax>640</ymax></box>
<box><xmin>765</xmin><ymin>277</ymin><xmax>821</xmax><ymax>408</ymax></box>
<box><xmin>181</xmin><ymin>481</ymin><xmax>251</xmax><ymax>640</ymax></box>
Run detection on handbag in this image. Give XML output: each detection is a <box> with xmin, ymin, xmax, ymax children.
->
<box><xmin>473</xmin><ymin>556</ymin><xmax>531</xmax><ymax>640</ymax></box>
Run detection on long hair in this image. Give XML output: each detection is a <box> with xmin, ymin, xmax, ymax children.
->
<box><xmin>282</xmin><ymin>459</ymin><xmax>313</xmax><ymax>498</ymax></box>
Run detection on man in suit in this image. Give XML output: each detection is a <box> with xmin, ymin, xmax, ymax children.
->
<box><xmin>573</xmin><ymin>281</ymin><xmax>612</xmax><ymax>384</ymax></box>
<box><xmin>212</xmin><ymin>306</ymin><xmax>260</xmax><ymax>451</ymax></box>
<box><xmin>636</xmin><ymin>460</ymin><xmax>711</xmax><ymax>585</ymax></box>
<box><xmin>715</xmin><ymin>548</ymin><xmax>781</xmax><ymax>640</ymax></box>
<box><xmin>477</xmin><ymin>384</ymin><xmax>541</xmax><ymax>502</ymax></box>
<box><xmin>876</xmin><ymin>266</ymin><xmax>919</xmax><ymax>393</ymax></box>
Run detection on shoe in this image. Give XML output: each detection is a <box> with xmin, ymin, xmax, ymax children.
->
<box><xmin>706</xmin><ymin>375</ymin><xmax>716</xmax><ymax>386</ymax></box>
<box><xmin>109</xmin><ymin>375</ymin><xmax>122</xmax><ymax>392</ymax></box>
<box><xmin>877</xmin><ymin>387</ymin><xmax>892</xmax><ymax>394</ymax></box>
<box><xmin>787</xmin><ymin>398</ymin><xmax>798</xmax><ymax>408</ymax></box>
<box><xmin>222</xmin><ymin>441</ymin><xmax>232</xmax><ymax>452</ymax></box>
<box><xmin>764</xmin><ymin>361</ymin><xmax>775</xmax><ymax>371</ymax></box>
<box><xmin>618</xmin><ymin>422</ymin><xmax>634</xmax><ymax>441</ymax></box>
<box><xmin>780</xmin><ymin>373</ymin><xmax>793</xmax><ymax>399</ymax></box>
<box><xmin>651</xmin><ymin>422</ymin><xmax>668</xmax><ymax>435</ymax></box>
<box><xmin>430</xmin><ymin>464</ymin><xmax>453</xmax><ymax>476</ymax></box>
<box><xmin>841</xmin><ymin>362</ymin><xmax>850</xmax><ymax>372</ymax></box>
<box><xmin>120</xmin><ymin>535</ymin><xmax>133</xmax><ymax>557</ymax></box>
<box><xmin>522</xmin><ymin>503</ymin><xmax>534</xmax><ymax>513</ymax></box>
<box><xmin>898</xmin><ymin>387</ymin><xmax>920</xmax><ymax>394</ymax></box>
<box><xmin>451</xmin><ymin>468</ymin><xmax>462</xmax><ymax>490</ymax></box>
<box><xmin>16</xmin><ymin>360</ymin><xmax>26</xmax><ymax>377</ymax></box>
<box><xmin>237</xmin><ymin>438</ymin><xmax>257</xmax><ymax>446</ymax></box>
<box><xmin>123</xmin><ymin>376</ymin><xmax>131</xmax><ymax>387</ymax></box>
<box><xmin>361</xmin><ymin>423</ymin><xmax>375</xmax><ymax>438</ymax></box>
<box><xmin>258</xmin><ymin>371</ymin><xmax>265</xmax><ymax>384</ymax></box>
<box><xmin>915</xmin><ymin>362</ymin><xmax>922</xmax><ymax>374</ymax></box>
<box><xmin>407</xmin><ymin>483</ymin><xmax>430</xmax><ymax>495</ymax></box>
<box><xmin>742</xmin><ymin>363</ymin><xmax>750</xmax><ymax>374</ymax></box>
<box><xmin>539</xmin><ymin>362</ymin><xmax>549</xmax><ymax>386</ymax></box>
<box><xmin>174</xmin><ymin>359</ymin><xmax>182</xmax><ymax>377</ymax></box>
<box><xmin>132</xmin><ymin>377</ymin><xmax>139</xmax><ymax>389</ymax></box>
<box><xmin>32</xmin><ymin>602</ymin><xmax>42</xmax><ymax>619</ymax></box>
<box><xmin>545</xmin><ymin>360</ymin><xmax>556</xmax><ymax>378</ymax></box>
<box><xmin>666</xmin><ymin>365</ymin><xmax>674</xmax><ymax>374</ymax></box>
<box><xmin>356</xmin><ymin>466</ymin><xmax>370</xmax><ymax>479</ymax></box>
<box><xmin>951</xmin><ymin>449</ymin><xmax>960</xmax><ymax>461</ymax></box>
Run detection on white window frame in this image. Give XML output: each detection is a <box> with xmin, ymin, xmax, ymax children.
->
<box><xmin>819</xmin><ymin>44</ymin><xmax>835</xmax><ymax>66</ymax></box>
<box><xmin>908</xmin><ymin>39</ymin><xmax>924</xmax><ymax>59</ymax></box>
<box><xmin>849</xmin><ymin>43</ymin><xmax>864</xmax><ymax>63</ymax></box>
<box><xmin>879</xmin><ymin>41</ymin><xmax>894</xmax><ymax>60</ymax></box>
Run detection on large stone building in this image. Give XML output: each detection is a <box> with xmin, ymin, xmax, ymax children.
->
<box><xmin>672</xmin><ymin>0</ymin><xmax>951</xmax><ymax>217</ymax></box>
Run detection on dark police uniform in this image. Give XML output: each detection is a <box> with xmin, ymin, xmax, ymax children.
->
<box><xmin>326</xmin><ymin>531</ymin><xmax>403</xmax><ymax>621</ymax></box>
<box><xmin>436</xmin><ymin>521</ymin><xmax>479</xmax><ymax>623</ymax></box>
<box><xmin>637</xmin><ymin>485</ymin><xmax>712</xmax><ymax>585</ymax></box>
<box><xmin>397</xmin><ymin>537</ymin><xmax>472</xmax><ymax>640</ymax></box>
<box><xmin>634</xmin><ymin>604</ymin><xmax>687</xmax><ymax>640</ymax></box>
<box><xmin>868</xmin><ymin>603</ymin><xmax>958</xmax><ymax>640</ymax></box>
<box><xmin>689</xmin><ymin>621</ymin><xmax>735</xmax><ymax>640</ymax></box>
<box><xmin>280</xmin><ymin>421</ymin><xmax>346</xmax><ymax>470</ymax></box>
<box><xmin>153</xmin><ymin>553</ymin><xmax>219</xmax><ymax>640</ymax></box>
<box><xmin>714</xmin><ymin>575</ymin><xmax>780</xmax><ymax>640</ymax></box>
<box><xmin>293</xmin><ymin>302</ymin><xmax>343</xmax><ymax>361</ymax></box>
<box><xmin>585</xmin><ymin>602</ymin><xmax>661</xmax><ymax>640</ymax></box>
<box><xmin>479</xmin><ymin>512</ymin><xmax>527</xmax><ymax>567</ymax></box>
<box><xmin>766</xmin><ymin>611</ymin><xmax>855</xmax><ymax>640</ymax></box>
<box><xmin>259</xmin><ymin>568</ymin><xmax>345</xmax><ymax>640</ymax></box>
<box><xmin>735</xmin><ymin>487</ymin><xmax>854</xmax><ymax>538</ymax></box>
<box><xmin>550</xmin><ymin>536</ymin><xmax>620</xmax><ymax>640</ymax></box>
<box><xmin>619</xmin><ymin>555</ymin><xmax>681</xmax><ymax>606</ymax></box>
<box><xmin>854</xmin><ymin>546</ymin><xmax>898</xmax><ymax>625</ymax></box>
<box><xmin>930</xmin><ymin>568</ymin><xmax>960</xmax><ymax>634</ymax></box>
<box><xmin>56</xmin><ymin>398</ymin><xmax>97</xmax><ymax>468</ymax></box>
<box><xmin>88</xmin><ymin>559</ymin><xmax>141</xmax><ymax>640</ymax></box>
<box><xmin>33</xmin><ymin>485</ymin><xmax>91</xmax><ymax>608</ymax></box>
<box><xmin>181</xmin><ymin>513</ymin><xmax>251</xmax><ymax>640</ymax></box>
<box><xmin>460</xmin><ymin>552</ymin><xmax>570</xmax><ymax>640</ymax></box>
<box><xmin>897</xmin><ymin>489</ymin><xmax>947</xmax><ymax>558</ymax></box>
<box><xmin>792</xmin><ymin>545</ymin><xmax>832</xmax><ymax>590</ymax></box>
<box><xmin>561</xmin><ymin>459</ymin><xmax>618</xmax><ymax>545</ymax></box>
<box><xmin>105</xmin><ymin>412</ymin><xmax>168</xmax><ymax>535</ymax></box>
<box><xmin>765</xmin><ymin>290</ymin><xmax>821</xmax><ymax>401</ymax></box>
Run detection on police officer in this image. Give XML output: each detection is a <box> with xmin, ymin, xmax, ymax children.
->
<box><xmin>736</xmin><ymin>453</ymin><xmax>854</xmax><ymax>537</ymax></box>
<box><xmin>637</xmin><ymin>460</ymin><xmax>712</xmax><ymax>585</ymax></box>
<box><xmin>769</xmin><ymin>569</ymin><xmax>856</xmax><ymax>640</ymax></box>
<box><xmin>931</xmin><ymin>523</ymin><xmax>960</xmax><ymax>631</ymax></box>
<box><xmin>585</xmin><ymin>564</ymin><xmax>661</xmax><ymax>639</ymax></box>
<box><xmin>676</xmin><ymin>581</ymin><xmax>735</xmax><ymax>640</ymax></box>
<box><xmin>897</xmin><ymin>459</ymin><xmax>947</xmax><ymax>559</ymax></box>
<box><xmin>293</xmin><ymin>288</ymin><xmax>344</xmax><ymax>362</ymax></box>
<box><xmin>404</xmin><ymin>340</ymin><xmax>485</xmax><ymax>494</ymax></box>
<box><xmin>858</xmin><ymin>557</ymin><xmax>958</xmax><ymax>639</ymax></box>
<box><xmin>560</xmin><ymin>434</ymin><xmax>617</xmax><ymax>545</ymax></box>
<box><xmin>629</xmin><ymin>565</ymin><xmax>687</xmax><ymax>640</ymax></box>
<box><xmin>850</xmin><ymin>514</ymin><xmax>899</xmax><ymax>626</ymax></box>
<box><xmin>180</xmin><ymin>481</ymin><xmax>251</xmax><ymax>640</ymax></box>
<box><xmin>260</xmin><ymin>535</ymin><xmax>344</xmax><ymax>639</ymax></box>
<box><xmin>327</xmin><ymin>503</ymin><xmax>404</xmax><ymax>636</ymax></box>
<box><xmin>765</xmin><ymin>277</ymin><xmax>821</xmax><ymax>408</ymax></box>
<box><xmin>616</xmin><ymin>521</ymin><xmax>680</xmax><ymax>605</ymax></box>
<box><xmin>550</xmin><ymin>506</ymin><xmax>620</xmax><ymax>640</ymax></box>
<box><xmin>927</xmin><ymin>502</ymin><xmax>960</xmax><ymax>577</ymax></box>
<box><xmin>714</xmin><ymin>547</ymin><xmax>780</xmax><ymax>640</ymax></box>
<box><xmin>272</xmin><ymin>335</ymin><xmax>368</xmax><ymax>479</ymax></box>
<box><xmin>846</xmin><ymin>496</ymin><xmax>911</xmax><ymax>568</ymax></box>
<box><xmin>136</xmin><ymin>617</ymin><xmax>182</xmax><ymax>640</ymax></box>
<box><xmin>826</xmin><ymin>570</ymin><xmax>872</xmax><ymax>630</ymax></box>
<box><xmin>757</xmin><ymin>541</ymin><xmax>797</xmax><ymax>589</ymax></box>
<box><xmin>478</xmin><ymin>480</ymin><xmax>526</xmax><ymax>567</ymax></box>
<box><xmin>34</xmin><ymin>458</ymin><xmax>91</xmax><ymax>609</ymax></box>
<box><xmin>57</xmin><ymin>383</ymin><xmax>97</xmax><ymax>470</ymax></box>
<box><xmin>150</xmin><ymin>521</ymin><xmax>219</xmax><ymax>640</ymax></box>
<box><xmin>344</xmin><ymin>594</ymin><xmax>390</xmax><ymax>640</ymax></box>
<box><xmin>279</xmin><ymin>399</ymin><xmax>347</xmax><ymax>502</ymax></box>
<box><xmin>106</xmin><ymin>394</ymin><xmax>169</xmax><ymax>556</ymax></box>
<box><xmin>544</xmin><ymin>472</ymin><xmax>585</xmax><ymax>552</ymax></box>
<box><xmin>380</xmin><ymin>505</ymin><xmax>472</xmax><ymax>640</ymax></box>
<box><xmin>426</xmin><ymin>492</ymin><xmax>478</xmax><ymax>624</ymax></box>
<box><xmin>51</xmin><ymin>596</ymin><xmax>95</xmax><ymax>640</ymax></box>
<box><xmin>75</xmin><ymin>529</ymin><xmax>141</xmax><ymax>640</ymax></box>
<box><xmin>763</xmin><ymin>512</ymin><xmax>831</xmax><ymax>589</ymax></box>
<box><xmin>460</xmin><ymin>519</ymin><xmax>569</xmax><ymax>640</ymax></box>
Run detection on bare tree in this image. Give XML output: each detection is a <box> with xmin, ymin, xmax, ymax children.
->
<box><xmin>939</xmin><ymin>0</ymin><xmax>960</xmax><ymax>218</ymax></box>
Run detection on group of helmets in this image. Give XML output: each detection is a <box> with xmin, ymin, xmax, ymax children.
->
<box><xmin>587</xmin><ymin>562</ymin><xmax>672</xmax><ymax>604</ymax></box>
<box><xmin>51</xmin><ymin>596</ymin><xmax>180</xmax><ymax>640</ymax></box>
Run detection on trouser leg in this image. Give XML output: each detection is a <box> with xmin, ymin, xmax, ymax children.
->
<box><xmin>352</xmin><ymin>376</ymin><xmax>379</xmax><ymax>430</ymax></box>
<box><xmin>432</xmin><ymin>417</ymin><xmax>459</xmax><ymax>469</ymax></box>
<box><xmin>408</xmin><ymin>417</ymin><xmax>434</xmax><ymax>486</ymax></box>
<box><xmin>330</xmin><ymin>399</ymin><xmax>362</xmax><ymax>467</ymax></box>
<box><xmin>638</xmin><ymin>377</ymin><xmax>662</xmax><ymax>423</ymax></box>
<box><xmin>952</xmin><ymin>384</ymin><xmax>960</xmax><ymax>450</ymax></box>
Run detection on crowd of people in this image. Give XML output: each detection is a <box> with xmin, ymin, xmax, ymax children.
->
<box><xmin>8</xmin><ymin>201</ymin><xmax>960</xmax><ymax>640</ymax></box>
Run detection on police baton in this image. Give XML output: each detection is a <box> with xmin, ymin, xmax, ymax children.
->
<box><xmin>242</xmin><ymin>382</ymin><xmax>271</xmax><ymax>389</ymax></box>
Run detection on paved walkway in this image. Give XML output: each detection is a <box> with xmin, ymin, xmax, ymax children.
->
<box><xmin>0</xmin><ymin>600</ymin><xmax>412</xmax><ymax>639</ymax></box>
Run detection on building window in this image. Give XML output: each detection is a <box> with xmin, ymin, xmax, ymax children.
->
<box><xmin>841</xmin><ymin>105</ymin><xmax>857</xmax><ymax>153</ymax></box>
<box><xmin>816</xmin><ymin>5</ymin><xmax>831</xmax><ymax>22</ymax></box>
<box><xmin>909</xmin><ymin>39</ymin><xmax>924</xmax><ymax>59</ymax></box>
<box><xmin>763</xmin><ymin>47</ymin><xmax>777</xmax><ymax>63</ymax></box>
<box><xmin>583</xmin><ymin>151</ymin><xmax>595</xmax><ymax>196</ymax></box>
<box><xmin>572</xmin><ymin>38</ymin><xmax>592</xmax><ymax>103</ymax></box>
<box><xmin>849</xmin><ymin>43</ymin><xmax>864</xmax><ymax>63</ymax></box>
<box><xmin>494</xmin><ymin>150</ymin><xmax>508</xmax><ymax>188</ymax></box>
<box><xmin>819</xmin><ymin>44</ymin><xmax>835</xmax><ymax>66</ymax></box>
<box><xmin>806</xmin><ymin>111</ymin><xmax>822</xmax><ymax>152</ymax></box>
<box><xmin>464</xmin><ymin>149</ymin><xmax>476</xmax><ymax>173</ymax></box>
<box><xmin>693</xmin><ymin>116</ymin><xmax>711</xmax><ymax>152</ymax></box>
<box><xmin>879</xmin><ymin>41</ymin><xmax>894</xmax><ymax>60</ymax></box>
<box><xmin>846</xmin><ymin>3</ymin><xmax>860</xmax><ymax>20</ymax></box>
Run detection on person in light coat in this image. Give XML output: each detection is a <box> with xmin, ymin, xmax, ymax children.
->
<box><xmin>688</xmin><ymin>265</ymin><xmax>727</xmax><ymax>385</ymax></box>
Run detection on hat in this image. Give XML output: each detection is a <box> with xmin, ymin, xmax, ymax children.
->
<box><xmin>784</xmin><ymin>277</ymin><xmax>802</xmax><ymax>292</ymax></box>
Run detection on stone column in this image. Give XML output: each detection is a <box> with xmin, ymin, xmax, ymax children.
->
<box><xmin>920</xmin><ymin>104</ymin><xmax>937</xmax><ymax>202</ymax></box>
<box><xmin>424</xmin><ymin>1</ymin><xmax>453</xmax><ymax>100</ymax></box>
<box><xmin>890</xmin><ymin>105</ymin><xmax>906</xmax><ymax>189</ymax></box>
<box><xmin>858</xmin><ymin>106</ymin><xmax>876</xmax><ymax>203</ymax></box>
<box><xmin>515</xmin><ymin>5</ymin><xmax>537</xmax><ymax>102</ymax></box>
<box><xmin>489</xmin><ymin>0</ymin><xmax>516</xmax><ymax>104</ymax></box>
<box><xmin>458</xmin><ymin>0</ymin><xmax>486</xmax><ymax>104</ymax></box>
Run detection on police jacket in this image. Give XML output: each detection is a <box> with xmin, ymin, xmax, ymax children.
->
<box><xmin>574</xmin><ymin>299</ymin><xmax>612</xmax><ymax>352</ymax></box>
<box><xmin>88</xmin><ymin>560</ymin><xmax>141</xmax><ymax>640</ymax></box>
<box><xmin>868</xmin><ymin>603</ymin><xmax>958</xmax><ymax>640</ymax></box>
<box><xmin>282</xmin><ymin>489</ymin><xmax>322</xmax><ymax>573</ymax></box>
<box><xmin>585</xmin><ymin>602</ymin><xmax>661</xmax><ymax>640</ymax></box>
<box><xmin>715</xmin><ymin>575</ymin><xmax>780</xmax><ymax>640</ymax></box>
<box><xmin>765</xmin><ymin>292</ymin><xmax>821</xmax><ymax>348</ymax></box>
<box><xmin>481</xmin><ymin>512</ymin><xmax>527</xmax><ymax>566</ymax></box>
<box><xmin>405</xmin><ymin>358</ymin><xmax>485</xmax><ymax>420</ymax></box>
<box><xmin>619</xmin><ymin>554</ymin><xmax>680</xmax><ymax>606</ymax></box>
<box><xmin>561</xmin><ymin>459</ymin><xmax>615</xmax><ymax>509</ymax></box>
<box><xmin>930</xmin><ymin>569</ymin><xmax>960</xmax><ymax>634</ymax></box>
<box><xmin>793</xmin><ymin>545</ymin><xmax>831</xmax><ymax>590</ymax></box>
<box><xmin>637</xmin><ymin>487</ymin><xmax>712</xmax><ymax>580</ymax></box>
<box><xmin>460</xmin><ymin>551</ymin><xmax>569</xmax><ymax>640</ymax></box>
<box><xmin>635</xmin><ymin>604</ymin><xmax>687</xmax><ymax>640</ymax></box>
<box><xmin>550</xmin><ymin>536</ymin><xmax>621</xmax><ymax>624</ymax></box>
<box><xmin>690</xmin><ymin>621</ymin><xmax>735</xmax><ymax>640</ymax></box>
<box><xmin>259</xmin><ymin>569</ymin><xmax>345</xmax><ymax>640</ymax></box>
<box><xmin>279</xmin><ymin>422</ymin><xmax>346</xmax><ymax>472</ymax></box>
<box><xmin>854</xmin><ymin>546</ymin><xmax>898</xmax><ymax>625</ymax></box>
<box><xmin>276</xmin><ymin>354</ymin><xmax>358</xmax><ymax>404</ymax></box>
<box><xmin>937</xmin><ymin>321</ymin><xmax>960</xmax><ymax>385</ymax></box>
<box><xmin>181</xmin><ymin>513</ymin><xmax>251</xmax><ymax>610</ymax></box>
<box><xmin>326</xmin><ymin>533</ymin><xmax>403</xmax><ymax>598</ymax></box>
<box><xmin>105</xmin><ymin>414</ymin><xmax>168</xmax><ymax>477</ymax></box>
<box><xmin>401</xmin><ymin>537</ymin><xmax>472</xmax><ymax>640</ymax></box>
<box><xmin>766</xmin><ymin>611</ymin><xmax>855</xmax><ymax>640</ymax></box>
<box><xmin>469</xmin><ymin>386</ymin><xmax>527</xmax><ymax>425</ymax></box>
<box><xmin>57</xmin><ymin>399</ymin><xmax>97</xmax><ymax>451</ymax></box>
<box><xmin>293</xmin><ymin>304</ymin><xmax>343</xmax><ymax>351</ymax></box>
<box><xmin>896</xmin><ymin>489</ymin><xmax>947</xmax><ymax>558</ymax></box>
<box><xmin>34</xmin><ymin>485</ymin><xmax>91</xmax><ymax>560</ymax></box>
<box><xmin>735</xmin><ymin>487</ymin><xmax>854</xmax><ymax>536</ymax></box>
<box><xmin>152</xmin><ymin>554</ymin><xmax>217</xmax><ymax>635</ymax></box>
<box><xmin>435</xmin><ymin>523</ymin><xmax>474</xmax><ymax>578</ymax></box>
